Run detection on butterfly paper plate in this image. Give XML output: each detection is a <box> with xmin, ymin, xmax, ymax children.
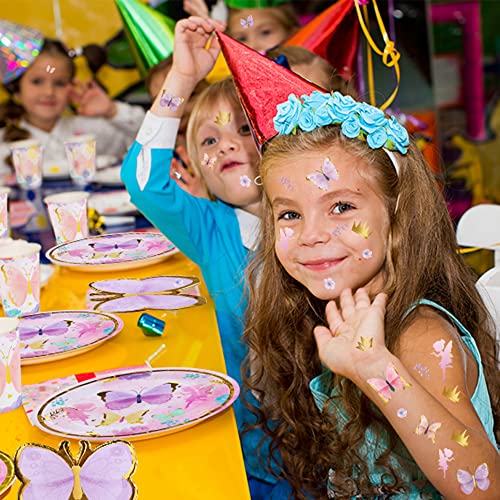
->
<box><xmin>35</xmin><ymin>368</ymin><xmax>240</xmax><ymax>441</ymax></box>
<box><xmin>45</xmin><ymin>232</ymin><xmax>178</xmax><ymax>272</ymax></box>
<box><xmin>0</xmin><ymin>450</ymin><xmax>15</xmax><ymax>498</ymax></box>
<box><xmin>88</xmin><ymin>276</ymin><xmax>205</xmax><ymax>313</ymax></box>
<box><xmin>19</xmin><ymin>310</ymin><xmax>123</xmax><ymax>365</ymax></box>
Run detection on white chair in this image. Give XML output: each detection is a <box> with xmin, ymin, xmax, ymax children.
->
<box><xmin>456</xmin><ymin>204</ymin><xmax>500</xmax><ymax>351</ymax></box>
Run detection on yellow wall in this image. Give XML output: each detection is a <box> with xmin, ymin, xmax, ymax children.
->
<box><xmin>1</xmin><ymin>0</ymin><xmax>142</xmax><ymax>98</ymax></box>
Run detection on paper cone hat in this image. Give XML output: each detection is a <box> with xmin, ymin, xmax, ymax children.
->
<box><xmin>114</xmin><ymin>0</ymin><xmax>176</xmax><ymax>77</ymax></box>
<box><xmin>0</xmin><ymin>20</ymin><xmax>43</xmax><ymax>84</ymax></box>
<box><xmin>284</xmin><ymin>0</ymin><xmax>359</xmax><ymax>80</ymax></box>
<box><xmin>216</xmin><ymin>31</ymin><xmax>320</xmax><ymax>149</ymax></box>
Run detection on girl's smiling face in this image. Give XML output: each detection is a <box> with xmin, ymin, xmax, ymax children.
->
<box><xmin>17</xmin><ymin>53</ymin><xmax>73</xmax><ymax>131</ymax></box>
<box><xmin>266</xmin><ymin>145</ymin><xmax>390</xmax><ymax>299</ymax></box>
<box><xmin>195</xmin><ymin>99</ymin><xmax>261</xmax><ymax>213</ymax></box>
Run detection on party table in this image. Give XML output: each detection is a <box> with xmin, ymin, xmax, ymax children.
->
<box><xmin>0</xmin><ymin>251</ymin><xmax>251</xmax><ymax>499</ymax></box>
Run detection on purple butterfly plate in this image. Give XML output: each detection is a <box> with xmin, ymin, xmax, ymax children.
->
<box><xmin>45</xmin><ymin>232</ymin><xmax>178</xmax><ymax>272</ymax></box>
<box><xmin>0</xmin><ymin>450</ymin><xmax>15</xmax><ymax>498</ymax></box>
<box><xmin>19</xmin><ymin>310</ymin><xmax>123</xmax><ymax>365</ymax></box>
<box><xmin>35</xmin><ymin>368</ymin><xmax>240</xmax><ymax>441</ymax></box>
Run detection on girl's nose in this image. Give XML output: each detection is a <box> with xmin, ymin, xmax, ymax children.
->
<box><xmin>218</xmin><ymin>136</ymin><xmax>239</xmax><ymax>155</ymax></box>
<box><xmin>297</xmin><ymin>219</ymin><xmax>331</xmax><ymax>246</ymax></box>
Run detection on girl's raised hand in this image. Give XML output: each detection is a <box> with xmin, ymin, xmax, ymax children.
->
<box><xmin>172</xmin><ymin>16</ymin><xmax>226</xmax><ymax>85</ymax></box>
<box><xmin>314</xmin><ymin>288</ymin><xmax>388</xmax><ymax>381</ymax></box>
<box><xmin>71</xmin><ymin>80</ymin><xmax>116</xmax><ymax>118</ymax></box>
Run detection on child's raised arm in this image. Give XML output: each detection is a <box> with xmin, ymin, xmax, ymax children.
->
<box><xmin>151</xmin><ymin>16</ymin><xmax>225</xmax><ymax>120</ymax></box>
<box><xmin>314</xmin><ymin>288</ymin><xmax>499</xmax><ymax>498</ymax></box>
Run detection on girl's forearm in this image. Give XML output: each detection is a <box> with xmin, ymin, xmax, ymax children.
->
<box><xmin>354</xmin><ymin>350</ymin><xmax>499</xmax><ymax>498</ymax></box>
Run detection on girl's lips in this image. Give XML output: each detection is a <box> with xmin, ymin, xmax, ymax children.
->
<box><xmin>301</xmin><ymin>257</ymin><xmax>346</xmax><ymax>271</ymax></box>
<box><xmin>221</xmin><ymin>160</ymin><xmax>243</xmax><ymax>172</ymax></box>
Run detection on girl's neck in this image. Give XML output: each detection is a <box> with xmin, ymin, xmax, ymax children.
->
<box><xmin>25</xmin><ymin>114</ymin><xmax>59</xmax><ymax>133</ymax></box>
<box><xmin>240</xmin><ymin>200</ymin><xmax>262</xmax><ymax>217</ymax></box>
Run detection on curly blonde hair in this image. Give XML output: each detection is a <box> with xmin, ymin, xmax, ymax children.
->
<box><xmin>244</xmin><ymin>125</ymin><xmax>499</xmax><ymax>498</ymax></box>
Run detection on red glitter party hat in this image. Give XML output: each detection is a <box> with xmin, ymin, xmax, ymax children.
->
<box><xmin>216</xmin><ymin>31</ymin><xmax>321</xmax><ymax>150</ymax></box>
<box><xmin>284</xmin><ymin>0</ymin><xmax>359</xmax><ymax>81</ymax></box>
<box><xmin>0</xmin><ymin>20</ymin><xmax>43</xmax><ymax>84</ymax></box>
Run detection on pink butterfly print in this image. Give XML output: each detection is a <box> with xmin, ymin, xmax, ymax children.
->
<box><xmin>141</xmin><ymin>238</ymin><xmax>174</xmax><ymax>253</ymax></box>
<box><xmin>71</xmin><ymin>149</ymin><xmax>92</xmax><ymax>176</ymax></box>
<box><xmin>202</xmin><ymin>153</ymin><xmax>216</xmax><ymax>168</ymax></box>
<box><xmin>240</xmin><ymin>15</ymin><xmax>254</xmax><ymax>29</ymax></box>
<box><xmin>55</xmin><ymin>205</ymin><xmax>86</xmax><ymax>242</ymax></box>
<box><xmin>97</xmin><ymin>382</ymin><xmax>179</xmax><ymax>410</ymax></box>
<box><xmin>66</xmin><ymin>246</ymin><xmax>93</xmax><ymax>258</ymax></box>
<box><xmin>91</xmin><ymin>238</ymin><xmax>140</xmax><ymax>253</ymax></box>
<box><xmin>182</xmin><ymin>385</ymin><xmax>213</xmax><ymax>408</ymax></box>
<box><xmin>457</xmin><ymin>463</ymin><xmax>490</xmax><ymax>495</ymax></box>
<box><xmin>306</xmin><ymin>157</ymin><xmax>339</xmax><ymax>191</ymax></box>
<box><xmin>367</xmin><ymin>363</ymin><xmax>411</xmax><ymax>403</ymax></box>
<box><xmin>279</xmin><ymin>227</ymin><xmax>294</xmax><ymax>250</ymax></box>
<box><xmin>0</xmin><ymin>344</ymin><xmax>21</xmax><ymax>394</ymax></box>
<box><xmin>18</xmin><ymin>319</ymin><xmax>70</xmax><ymax>341</ymax></box>
<box><xmin>431</xmin><ymin>339</ymin><xmax>453</xmax><ymax>380</ymax></box>
<box><xmin>16</xmin><ymin>440</ymin><xmax>136</xmax><ymax>499</ymax></box>
<box><xmin>438</xmin><ymin>448</ymin><xmax>454</xmax><ymax>478</ymax></box>
<box><xmin>73</xmin><ymin>320</ymin><xmax>104</xmax><ymax>338</ymax></box>
<box><xmin>415</xmin><ymin>415</ymin><xmax>442</xmax><ymax>443</ymax></box>
<box><xmin>0</xmin><ymin>261</ymin><xmax>40</xmax><ymax>307</ymax></box>
<box><xmin>64</xmin><ymin>402</ymin><xmax>98</xmax><ymax>425</ymax></box>
<box><xmin>159</xmin><ymin>92</ymin><xmax>183</xmax><ymax>111</ymax></box>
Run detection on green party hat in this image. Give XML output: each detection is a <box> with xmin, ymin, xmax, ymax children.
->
<box><xmin>114</xmin><ymin>0</ymin><xmax>176</xmax><ymax>77</ymax></box>
<box><xmin>225</xmin><ymin>0</ymin><xmax>288</xmax><ymax>8</ymax></box>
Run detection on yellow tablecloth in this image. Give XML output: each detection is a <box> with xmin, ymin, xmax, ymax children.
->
<box><xmin>0</xmin><ymin>252</ymin><xmax>250</xmax><ymax>499</ymax></box>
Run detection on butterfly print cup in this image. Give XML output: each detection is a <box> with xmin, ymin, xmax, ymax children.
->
<box><xmin>0</xmin><ymin>317</ymin><xmax>21</xmax><ymax>413</ymax></box>
<box><xmin>64</xmin><ymin>135</ymin><xmax>97</xmax><ymax>186</ymax></box>
<box><xmin>9</xmin><ymin>139</ymin><xmax>44</xmax><ymax>190</ymax></box>
<box><xmin>44</xmin><ymin>191</ymin><xmax>89</xmax><ymax>244</ymax></box>
<box><xmin>0</xmin><ymin>241</ymin><xmax>41</xmax><ymax>317</ymax></box>
<box><xmin>0</xmin><ymin>187</ymin><xmax>11</xmax><ymax>239</ymax></box>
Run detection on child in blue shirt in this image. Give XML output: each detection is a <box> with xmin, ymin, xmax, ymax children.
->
<box><xmin>121</xmin><ymin>16</ymin><xmax>289</xmax><ymax>498</ymax></box>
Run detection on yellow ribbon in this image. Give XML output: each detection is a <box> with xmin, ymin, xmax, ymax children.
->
<box><xmin>354</xmin><ymin>0</ymin><xmax>401</xmax><ymax>110</ymax></box>
<box><xmin>457</xmin><ymin>247</ymin><xmax>481</xmax><ymax>255</ymax></box>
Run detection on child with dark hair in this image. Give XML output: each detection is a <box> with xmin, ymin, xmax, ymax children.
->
<box><xmin>0</xmin><ymin>38</ymin><xmax>144</xmax><ymax>177</ymax></box>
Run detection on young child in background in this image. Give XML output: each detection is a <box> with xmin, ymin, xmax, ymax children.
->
<box><xmin>146</xmin><ymin>56</ymin><xmax>209</xmax><ymax>198</ymax></box>
<box><xmin>228</xmin><ymin>54</ymin><xmax>499</xmax><ymax>497</ymax></box>
<box><xmin>121</xmin><ymin>17</ymin><xmax>289</xmax><ymax>498</ymax></box>
<box><xmin>266</xmin><ymin>45</ymin><xmax>355</xmax><ymax>95</ymax></box>
<box><xmin>226</xmin><ymin>0</ymin><xmax>299</xmax><ymax>53</ymax></box>
<box><xmin>0</xmin><ymin>38</ymin><xmax>144</xmax><ymax>177</ymax></box>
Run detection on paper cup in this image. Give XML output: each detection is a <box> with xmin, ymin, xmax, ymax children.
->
<box><xmin>64</xmin><ymin>134</ymin><xmax>96</xmax><ymax>185</ymax></box>
<box><xmin>0</xmin><ymin>188</ymin><xmax>10</xmax><ymax>239</ymax></box>
<box><xmin>9</xmin><ymin>139</ymin><xmax>43</xmax><ymax>190</ymax></box>
<box><xmin>0</xmin><ymin>317</ymin><xmax>21</xmax><ymax>413</ymax></box>
<box><xmin>0</xmin><ymin>241</ymin><xmax>41</xmax><ymax>317</ymax></box>
<box><xmin>44</xmin><ymin>191</ymin><xmax>89</xmax><ymax>244</ymax></box>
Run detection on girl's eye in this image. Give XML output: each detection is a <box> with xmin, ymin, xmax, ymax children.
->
<box><xmin>260</xmin><ymin>29</ymin><xmax>273</xmax><ymax>37</ymax></box>
<box><xmin>31</xmin><ymin>78</ymin><xmax>43</xmax><ymax>85</ymax></box>
<box><xmin>236</xmin><ymin>35</ymin><xmax>247</xmax><ymax>43</ymax></box>
<box><xmin>55</xmin><ymin>80</ymin><xmax>69</xmax><ymax>88</ymax></box>
<box><xmin>332</xmin><ymin>202</ymin><xmax>354</xmax><ymax>215</ymax></box>
<box><xmin>278</xmin><ymin>211</ymin><xmax>301</xmax><ymax>221</ymax></box>
<box><xmin>201</xmin><ymin>137</ymin><xmax>217</xmax><ymax>147</ymax></box>
<box><xmin>239</xmin><ymin>124</ymin><xmax>250</xmax><ymax>135</ymax></box>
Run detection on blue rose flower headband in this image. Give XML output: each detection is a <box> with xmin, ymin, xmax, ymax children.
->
<box><xmin>273</xmin><ymin>91</ymin><xmax>410</xmax><ymax>174</ymax></box>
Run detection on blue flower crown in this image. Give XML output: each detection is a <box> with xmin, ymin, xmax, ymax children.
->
<box><xmin>273</xmin><ymin>91</ymin><xmax>410</xmax><ymax>155</ymax></box>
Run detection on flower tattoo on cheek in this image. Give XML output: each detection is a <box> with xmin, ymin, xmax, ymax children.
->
<box><xmin>362</xmin><ymin>249</ymin><xmax>373</xmax><ymax>259</ymax></box>
<box><xmin>240</xmin><ymin>175</ymin><xmax>252</xmax><ymax>188</ymax></box>
<box><xmin>332</xmin><ymin>223</ymin><xmax>348</xmax><ymax>238</ymax></box>
<box><xmin>324</xmin><ymin>278</ymin><xmax>336</xmax><ymax>290</ymax></box>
